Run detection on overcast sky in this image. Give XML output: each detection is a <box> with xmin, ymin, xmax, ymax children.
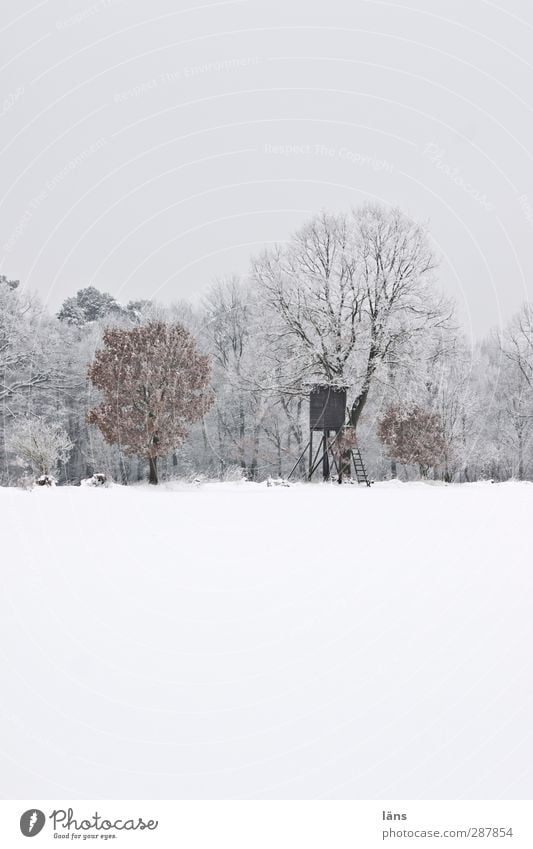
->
<box><xmin>1</xmin><ymin>0</ymin><xmax>532</xmax><ymax>339</ymax></box>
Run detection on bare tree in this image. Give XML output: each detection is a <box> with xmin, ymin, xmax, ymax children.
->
<box><xmin>252</xmin><ymin>210</ymin><xmax>362</xmax><ymax>385</ymax></box>
<box><xmin>0</xmin><ymin>279</ymin><xmax>71</xmax><ymax>483</ymax></box>
<box><xmin>499</xmin><ymin>302</ymin><xmax>533</xmax><ymax>389</ymax></box>
<box><xmin>0</xmin><ymin>280</ymin><xmax>49</xmax><ymax>409</ymax></box>
<box><xmin>348</xmin><ymin>205</ymin><xmax>451</xmax><ymax>428</ymax></box>
<box><xmin>203</xmin><ymin>278</ymin><xmax>251</xmax><ymax>473</ymax></box>
<box><xmin>253</xmin><ymin>205</ymin><xmax>452</xmax><ymax>435</ymax></box>
<box><xmin>497</xmin><ymin>304</ymin><xmax>533</xmax><ymax>479</ymax></box>
<box><xmin>202</xmin><ymin>277</ymin><xmax>301</xmax><ymax>479</ymax></box>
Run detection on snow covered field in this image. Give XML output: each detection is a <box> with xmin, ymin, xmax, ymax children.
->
<box><xmin>1</xmin><ymin>480</ymin><xmax>532</xmax><ymax>799</ymax></box>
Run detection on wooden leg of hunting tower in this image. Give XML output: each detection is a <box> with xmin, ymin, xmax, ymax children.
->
<box><xmin>287</xmin><ymin>439</ymin><xmax>311</xmax><ymax>480</ymax></box>
<box><xmin>309</xmin><ymin>435</ymin><xmax>326</xmax><ymax>479</ymax></box>
<box><xmin>337</xmin><ymin>433</ymin><xmax>343</xmax><ymax>484</ymax></box>
<box><xmin>308</xmin><ymin>430</ymin><xmax>313</xmax><ymax>479</ymax></box>
<box><xmin>309</xmin><ymin>436</ymin><xmax>322</xmax><ymax>479</ymax></box>
<box><xmin>323</xmin><ymin>429</ymin><xmax>330</xmax><ymax>480</ymax></box>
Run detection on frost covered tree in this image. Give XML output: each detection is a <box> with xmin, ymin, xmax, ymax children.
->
<box><xmin>253</xmin><ymin>205</ymin><xmax>452</xmax><ymax>437</ymax></box>
<box><xmin>58</xmin><ymin>286</ymin><xmax>123</xmax><ymax>325</ymax></box>
<box><xmin>347</xmin><ymin>205</ymin><xmax>452</xmax><ymax>430</ymax></box>
<box><xmin>378</xmin><ymin>404</ymin><xmax>447</xmax><ymax>478</ymax></box>
<box><xmin>0</xmin><ymin>275</ymin><xmax>19</xmax><ymax>291</ymax></box>
<box><xmin>124</xmin><ymin>299</ymin><xmax>154</xmax><ymax>324</ymax></box>
<box><xmin>500</xmin><ymin>302</ymin><xmax>533</xmax><ymax>388</ymax></box>
<box><xmin>203</xmin><ymin>278</ymin><xmax>252</xmax><ymax>474</ymax></box>
<box><xmin>0</xmin><ymin>279</ymin><xmax>48</xmax><ymax>408</ymax></box>
<box><xmin>496</xmin><ymin>304</ymin><xmax>533</xmax><ymax>479</ymax></box>
<box><xmin>202</xmin><ymin>277</ymin><xmax>307</xmax><ymax>479</ymax></box>
<box><xmin>0</xmin><ymin>278</ymin><xmax>70</xmax><ymax>483</ymax></box>
<box><xmin>202</xmin><ymin>278</ymin><xmax>280</xmax><ymax>478</ymax></box>
<box><xmin>10</xmin><ymin>417</ymin><xmax>72</xmax><ymax>482</ymax></box>
<box><xmin>252</xmin><ymin>211</ymin><xmax>361</xmax><ymax>386</ymax></box>
<box><xmin>413</xmin><ymin>333</ymin><xmax>479</xmax><ymax>482</ymax></box>
<box><xmin>88</xmin><ymin>320</ymin><xmax>213</xmax><ymax>484</ymax></box>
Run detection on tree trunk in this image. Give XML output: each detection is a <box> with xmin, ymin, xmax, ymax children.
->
<box><xmin>391</xmin><ymin>458</ymin><xmax>397</xmax><ymax>479</ymax></box>
<box><xmin>350</xmin><ymin>339</ymin><xmax>379</xmax><ymax>430</ymax></box>
<box><xmin>249</xmin><ymin>424</ymin><xmax>261</xmax><ymax>480</ymax></box>
<box><xmin>119</xmin><ymin>450</ymin><xmax>128</xmax><ymax>485</ymax></box>
<box><xmin>149</xmin><ymin>456</ymin><xmax>158</xmax><ymax>485</ymax></box>
<box><xmin>239</xmin><ymin>404</ymin><xmax>246</xmax><ymax>469</ymax></box>
<box><xmin>350</xmin><ymin>388</ymin><xmax>369</xmax><ymax>430</ymax></box>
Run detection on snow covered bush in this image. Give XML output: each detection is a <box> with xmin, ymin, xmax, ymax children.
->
<box><xmin>266</xmin><ymin>477</ymin><xmax>290</xmax><ymax>487</ymax></box>
<box><xmin>81</xmin><ymin>473</ymin><xmax>107</xmax><ymax>487</ymax></box>
<box><xmin>9</xmin><ymin>418</ymin><xmax>73</xmax><ymax>483</ymax></box>
<box><xmin>35</xmin><ymin>474</ymin><xmax>57</xmax><ymax>487</ymax></box>
<box><xmin>219</xmin><ymin>463</ymin><xmax>247</xmax><ymax>482</ymax></box>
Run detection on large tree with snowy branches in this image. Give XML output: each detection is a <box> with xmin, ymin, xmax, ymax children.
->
<box><xmin>252</xmin><ymin>204</ymin><xmax>453</xmax><ymax>434</ymax></box>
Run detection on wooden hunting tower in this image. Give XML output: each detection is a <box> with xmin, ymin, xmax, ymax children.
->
<box><xmin>287</xmin><ymin>384</ymin><xmax>371</xmax><ymax>485</ymax></box>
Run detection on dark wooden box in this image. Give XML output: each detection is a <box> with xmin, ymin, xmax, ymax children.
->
<box><xmin>309</xmin><ymin>386</ymin><xmax>347</xmax><ymax>431</ymax></box>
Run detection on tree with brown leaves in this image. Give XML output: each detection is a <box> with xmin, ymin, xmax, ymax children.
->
<box><xmin>88</xmin><ymin>321</ymin><xmax>213</xmax><ymax>484</ymax></box>
<box><xmin>378</xmin><ymin>404</ymin><xmax>447</xmax><ymax>479</ymax></box>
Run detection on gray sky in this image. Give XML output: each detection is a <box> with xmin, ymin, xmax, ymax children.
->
<box><xmin>1</xmin><ymin>0</ymin><xmax>532</xmax><ymax>339</ymax></box>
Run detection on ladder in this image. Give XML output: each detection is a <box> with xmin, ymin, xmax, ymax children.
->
<box><xmin>352</xmin><ymin>447</ymin><xmax>371</xmax><ymax>486</ymax></box>
<box><xmin>286</xmin><ymin>421</ymin><xmax>373</xmax><ymax>486</ymax></box>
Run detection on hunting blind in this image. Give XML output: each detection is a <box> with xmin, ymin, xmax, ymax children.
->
<box><xmin>287</xmin><ymin>385</ymin><xmax>371</xmax><ymax>485</ymax></box>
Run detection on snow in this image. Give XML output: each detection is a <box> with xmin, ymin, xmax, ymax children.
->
<box><xmin>1</xmin><ymin>480</ymin><xmax>532</xmax><ymax>799</ymax></box>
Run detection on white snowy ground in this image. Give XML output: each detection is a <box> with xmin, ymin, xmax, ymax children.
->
<box><xmin>0</xmin><ymin>480</ymin><xmax>532</xmax><ymax>800</ymax></box>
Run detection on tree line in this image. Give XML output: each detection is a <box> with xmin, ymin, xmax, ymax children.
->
<box><xmin>1</xmin><ymin>203</ymin><xmax>532</xmax><ymax>486</ymax></box>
